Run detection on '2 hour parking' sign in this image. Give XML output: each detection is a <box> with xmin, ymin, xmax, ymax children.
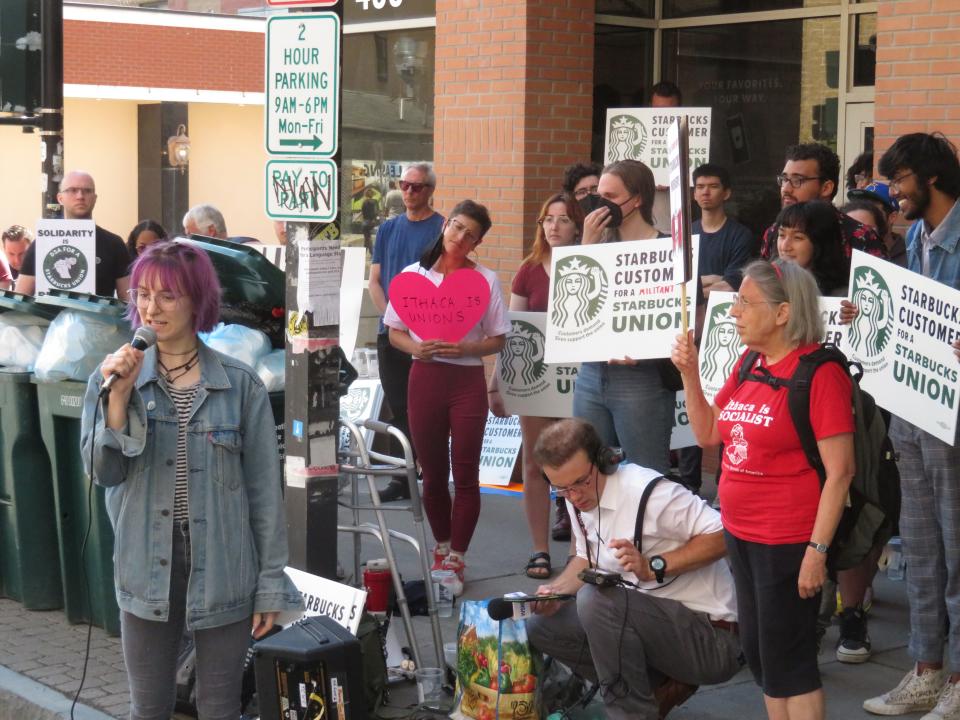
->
<box><xmin>265</xmin><ymin>14</ymin><xmax>340</xmax><ymax>157</ymax></box>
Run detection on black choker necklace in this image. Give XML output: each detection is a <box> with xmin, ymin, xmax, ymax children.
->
<box><xmin>159</xmin><ymin>351</ymin><xmax>199</xmax><ymax>384</ymax></box>
<box><xmin>158</xmin><ymin>345</ymin><xmax>199</xmax><ymax>357</ymax></box>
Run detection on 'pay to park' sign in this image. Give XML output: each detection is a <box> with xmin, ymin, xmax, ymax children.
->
<box><xmin>266</xmin><ymin>160</ymin><xmax>338</xmax><ymax>221</ymax></box>
<box><xmin>265</xmin><ymin>14</ymin><xmax>340</xmax><ymax>157</ymax></box>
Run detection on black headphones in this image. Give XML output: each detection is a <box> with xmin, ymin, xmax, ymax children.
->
<box><xmin>595</xmin><ymin>445</ymin><xmax>625</xmax><ymax>475</ymax></box>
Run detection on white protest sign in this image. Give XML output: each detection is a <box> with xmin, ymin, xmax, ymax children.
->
<box><xmin>498</xmin><ymin>312</ymin><xmax>578</xmax><ymax>418</ymax></box>
<box><xmin>339</xmin><ymin>378</ymin><xmax>384</xmax><ymax>454</ymax></box>
<box><xmin>699</xmin><ymin>292</ymin><xmax>847</xmax><ymax>404</ymax></box>
<box><xmin>34</xmin><ymin>219</ymin><xmax>96</xmax><ymax>296</ymax></box>
<box><xmin>266</xmin><ymin>14</ymin><xmax>340</xmax><ymax>156</ymax></box>
<box><xmin>478</xmin><ymin>413</ymin><xmax>521</xmax><ymax>486</ymax></box>
<box><xmin>339</xmin><ymin>247</ymin><xmax>366</xmax><ymax>359</ymax></box>
<box><xmin>280</xmin><ymin>566</ymin><xmax>367</xmax><ymax>634</ymax></box>
<box><xmin>840</xmin><ymin>251</ymin><xmax>960</xmax><ymax>444</ymax></box>
<box><xmin>545</xmin><ymin>237</ymin><xmax>699</xmax><ymax>364</ymax></box>
<box><xmin>671</xmin><ymin>392</ymin><xmax>696</xmax><ymax>450</ymax></box>
<box><xmin>604</xmin><ymin>107</ymin><xmax>711</xmax><ymax>186</ymax></box>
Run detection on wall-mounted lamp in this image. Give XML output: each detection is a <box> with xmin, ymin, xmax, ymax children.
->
<box><xmin>166</xmin><ymin>124</ymin><xmax>191</xmax><ymax>173</ymax></box>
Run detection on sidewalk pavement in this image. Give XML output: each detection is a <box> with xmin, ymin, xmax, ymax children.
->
<box><xmin>1</xmin><ymin>477</ymin><xmax>916</xmax><ymax>719</ymax></box>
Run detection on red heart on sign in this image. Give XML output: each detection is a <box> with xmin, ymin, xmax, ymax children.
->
<box><xmin>388</xmin><ymin>268</ymin><xmax>491</xmax><ymax>343</ymax></box>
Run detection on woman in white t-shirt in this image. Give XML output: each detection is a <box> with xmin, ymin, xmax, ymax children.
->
<box><xmin>383</xmin><ymin>199</ymin><xmax>510</xmax><ymax>595</ymax></box>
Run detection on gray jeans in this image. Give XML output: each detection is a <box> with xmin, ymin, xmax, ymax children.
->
<box><xmin>527</xmin><ymin>585</ymin><xmax>742</xmax><ymax>720</ymax></box>
<box><xmin>120</xmin><ymin>522</ymin><xmax>251</xmax><ymax>720</ymax></box>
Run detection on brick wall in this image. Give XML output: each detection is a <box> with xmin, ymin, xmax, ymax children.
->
<box><xmin>433</xmin><ymin>0</ymin><xmax>594</xmax><ymax>277</ymax></box>
<box><xmin>873</xmin><ymin>0</ymin><xmax>960</xmax><ymax>162</ymax></box>
<box><xmin>64</xmin><ymin>20</ymin><xmax>263</xmax><ymax>92</ymax></box>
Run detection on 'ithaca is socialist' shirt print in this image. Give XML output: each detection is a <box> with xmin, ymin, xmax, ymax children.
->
<box><xmin>713</xmin><ymin>344</ymin><xmax>853</xmax><ymax>545</ymax></box>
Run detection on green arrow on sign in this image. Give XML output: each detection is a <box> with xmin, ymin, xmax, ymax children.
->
<box><xmin>279</xmin><ymin>134</ymin><xmax>322</xmax><ymax>151</ymax></box>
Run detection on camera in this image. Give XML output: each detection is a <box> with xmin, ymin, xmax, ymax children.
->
<box><xmin>578</xmin><ymin>568</ymin><xmax>622</xmax><ymax>588</ymax></box>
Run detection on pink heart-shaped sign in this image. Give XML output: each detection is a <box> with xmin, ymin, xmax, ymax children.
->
<box><xmin>389</xmin><ymin>268</ymin><xmax>491</xmax><ymax>342</ymax></box>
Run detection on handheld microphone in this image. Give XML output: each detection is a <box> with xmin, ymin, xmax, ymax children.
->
<box><xmin>487</xmin><ymin>592</ymin><xmax>575</xmax><ymax>621</ymax></box>
<box><xmin>99</xmin><ymin>326</ymin><xmax>158</xmax><ymax>396</ymax></box>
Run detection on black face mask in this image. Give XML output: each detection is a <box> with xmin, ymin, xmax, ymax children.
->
<box><xmin>578</xmin><ymin>194</ymin><xmax>624</xmax><ymax>229</ymax></box>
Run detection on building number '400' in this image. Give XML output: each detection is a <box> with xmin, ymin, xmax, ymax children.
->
<box><xmin>355</xmin><ymin>0</ymin><xmax>403</xmax><ymax>9</ymax></box>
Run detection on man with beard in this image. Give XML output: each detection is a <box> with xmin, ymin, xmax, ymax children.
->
<box><xmin>759</xmin><ymin>143</ymin><xmax>886</xmax><ymax>263</ymax></box>
<box><xmin>862</xmin><ymin>133</ymin><xmax>960</xmax><ymax>719</ymax></box>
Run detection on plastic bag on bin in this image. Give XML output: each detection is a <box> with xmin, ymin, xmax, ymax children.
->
<box><xmin>255</xmin><ymin>349</ymin><xmax>285</xmax><ymax>392</ymax></box>
<box><xmin>34</xmin><ymin>310</ymin><xmax>131</xmax><ymax>382</ymax></box>
<box><xmin>200</xmin><ymin>323</ymin><xmax>271</xmax><ymax>370</ymax></box>
<box><xmin>0</xmin><ymin>312</ymin><xmax>49</xmax><ymax>370</ymax></box>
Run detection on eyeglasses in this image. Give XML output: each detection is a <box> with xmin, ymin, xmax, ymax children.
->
<box><xmin>399</xmin><ymin>181</ymin><xmax>431</xmax><ymax>193</ymax></box>
<box><xmin>546</xmin><ymin>465</ymin><xmax>595</xmax><ymax>497</ymax></box>
<box><xmin>854</xmin><ymin>172</ymin><xmax>871</xmax><ymax>186</ymax></box>
<box><xmin>776</xmin><ymin>174</ymin><xmax>825</xmax><ymax>189</ymax></box>
<box><xmin>888</xmin><ymin>171</ymin><xmax>915</xmax><ymax>191</ymax></box>
<box><xmin>573</xmin><ymin>185</ymin><xmax>599</xmax><ymax>200</ymax></box>
<box><xmin>538</xmin><ymin>215</ymin><xmax>574</xmax><ymax>227</ymax></box>
<box><xmin>60</xmin><ymin>187</ymin><xmax>95</xmax><ymax>196</ymax></box>
<box><xmin>128</xmin><ymin>288</ymin><xmax>181</xmax><ymax>310</ymax></box>
<box><xmin>731</xmin><ymin>294</ymin><xmax>780</xmax><ymax>310</ymax></box>
<box><xmin>448</xmin><ymin>218</ymin><xmax>479</xmax><ymax>245</ymax></box>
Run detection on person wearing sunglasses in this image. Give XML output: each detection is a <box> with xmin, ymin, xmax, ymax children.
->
<box><xmin>673</xmin><ymin>260</ymin><xmax>854</xmax><ymax>720</ymax></box>
<box><xmin>758</xmin><ymin>144</ymin><xmax>886</xmax><ymax>267</ymax></box>
<box><xmin>526</xmin><ymin>418</ymin><xmax>741</xmax><ymax>720</ymax></box>
<box><xmin>80</xmin><ymin>241</ymin><xmax>302</xmax><ymax>719</ymax></box>
<box><xmin>16</xmin><ymin>170</ymin><xmax>131</xmax><ymax>298</ymax></box>
<box><xmin>383</xmin><ymin>199</ymin><xmax>510</xmax><ymax>596</ymax></box>
<box><xmin>368</xmin><ymin>163</ymin><xmax>444</xmax><ymax>502</ymax></box>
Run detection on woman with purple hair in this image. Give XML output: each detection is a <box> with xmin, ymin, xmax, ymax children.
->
<box><xmin>80</xmin><ymin>241</ymin><xmax>302</xmax><ymax>720</ymax></box>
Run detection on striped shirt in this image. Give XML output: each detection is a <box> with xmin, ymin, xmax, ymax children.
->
<box><xmin>166</xmin><ymin>382</ymin><xmax>199</xmax><ymax>522</ymax></box>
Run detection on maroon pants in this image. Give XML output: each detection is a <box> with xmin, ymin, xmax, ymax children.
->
<box><xmin>407</xmin><ymin>360</ymin><xmax>487</xmax><ymax>553</ymax></box>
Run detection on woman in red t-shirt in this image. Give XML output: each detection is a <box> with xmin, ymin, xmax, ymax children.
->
<box><xmin>672</xmin><ymin>259</ymin><xmax>855</xmax><ymax>720</ymax></box>
<box><xmin>488</xmin><ymin>192</ymin><xmax>583</xmax><ymax>579</ymax></box>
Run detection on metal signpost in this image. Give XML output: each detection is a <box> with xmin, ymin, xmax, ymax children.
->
<box><xmin>266</xmin><ymin>7</ymin><xmax>344</xmax><ymax>579</ymax></box>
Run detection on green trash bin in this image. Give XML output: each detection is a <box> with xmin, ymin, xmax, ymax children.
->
<box><xmin>0</xmin><ymin>290</ymin><xmax>63</xmax><ymax>609</ymax></box>
<box><xmin>33</xmin><ymin>290</ymin><xmax>130</xmax><ymax>636</ymax></box>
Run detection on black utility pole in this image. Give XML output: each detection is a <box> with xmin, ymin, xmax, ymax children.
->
<box><xmin>39</xmin><ymin>0</ymin><xmax>63</xmax><ymax>218</ymax></box>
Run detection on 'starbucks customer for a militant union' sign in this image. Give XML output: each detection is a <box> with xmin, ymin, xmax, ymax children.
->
<box><xmin>544</xmin><ymin>237</ymin><xmax>699</xmax><ymax>364</ymax></box>
<box><xmin>841</xmin><ymin>250</ymin><xmax>960</xmax><ymax>445</ymax></box>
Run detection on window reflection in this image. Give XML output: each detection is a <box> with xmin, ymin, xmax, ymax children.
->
<box><xmin>663</xmin><ymin>0</ymin><xmax>835</xmax><ymax>19</ymax></box>
<box><xmin>661</xmin><ymin>16</ymin><xmax>839</xmax><ymax>238</ymax></box>
<box><xmin>596</xmin><ymin>0</ymin><xmax>654</xmax><ymax>18</ymax></box>
<box><xmin>853</xmin><ymin>13</ymin><xmax>877</xmax><ymax>87</ymax></box>
<box><xmin>592</xmin><ymin>25</ymin><xmax>654</xmax><ymax>161</ymax></box>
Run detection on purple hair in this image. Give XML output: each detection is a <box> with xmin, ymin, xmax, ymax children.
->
<box><xmin>126</xmin><ymin>240</ymin><xmax>221</xmax><ymax>333</ymax></box>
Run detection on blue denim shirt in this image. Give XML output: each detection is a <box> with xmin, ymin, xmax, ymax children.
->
<box><xmin>905</xmin><ymin>198</ymin><xmax>960</xmax><ymax>290</ymax></box>
<box><xmin>80</xmin><ymin>342</ymin><xmax>303</xmax><ymax>629</ymax></box>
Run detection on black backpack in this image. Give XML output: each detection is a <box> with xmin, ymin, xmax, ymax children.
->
<box><xmin>736</xmin><ymin>343</ymin><xmax>900</xmax><ymax>572</ymax></box>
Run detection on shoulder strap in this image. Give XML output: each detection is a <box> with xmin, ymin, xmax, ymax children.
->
<box><xmin>737</xmin><ymin>350</ymin><xmax>790</xmax><ymax>391</ymax></box>
<box><xmin>736</xmin><ymin>351</ymin><xmax>761</xmax><ymax>386</ymax></box>
<box><xmin>633</xmin><ymin>476</ymin><xmax>665</xmax><ymax>554</ymax></box>
<box><xmin>785</xmin><ymin>344</ymin><xmax>850</xmax><ymax>486</ymax></box>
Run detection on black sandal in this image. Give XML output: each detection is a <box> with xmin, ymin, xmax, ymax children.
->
<box><xmin>525</xmin><ymin>552</ymin><xmax>552</xmax><ymax>579</ymax></box>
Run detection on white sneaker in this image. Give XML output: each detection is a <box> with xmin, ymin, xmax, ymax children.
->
<box><xmin>921</xmin><ymin>681</ymin><xmax>960</xmax><ymax>720</ymax></box>
<box><xmin>864</xmin><ymin>666</ymin><xmax>945</xmax><ymax>715</ymax></box>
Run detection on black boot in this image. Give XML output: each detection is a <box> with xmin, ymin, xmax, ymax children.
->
<box><xmin>551</xmin><ymin>498</ymin><xmax>571</xmax><ymax>541</ymax></box>
<box><xmin>377</xmin><ymin>478</ymin><xmax>411</xmax><ymax>502</ymax></box>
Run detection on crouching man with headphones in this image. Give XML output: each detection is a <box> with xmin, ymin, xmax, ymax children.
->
<box><xmin>528</xmin><ymin>418</ymin><xmax>743</xmax><ymax>719</ymax></box>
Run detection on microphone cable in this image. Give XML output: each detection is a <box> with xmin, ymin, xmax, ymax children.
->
<box><xmin>70</xmin><ymin>388</ymin><xmax>102</xmax><ymax>720</ymax></box>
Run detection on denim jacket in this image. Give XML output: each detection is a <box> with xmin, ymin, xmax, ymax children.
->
<box><xmin>80</xmin><ymin>342</ymin><xmax>303</xmax><ymax>629</ymax></box>
<box><xmin>905</xmin><ymin>198</ymin><xmax>960</xmax><ymax>290</ymax></box>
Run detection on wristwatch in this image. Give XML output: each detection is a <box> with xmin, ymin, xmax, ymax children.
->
<box><xmin>808</xmin><ymin>541</ymin><xmax>829</xmax><ymax>554</ymax></box>
<box><xmin>649</xmin><ymin>555</ymin><xmax>667</xmax><ymax>583</ymax></box>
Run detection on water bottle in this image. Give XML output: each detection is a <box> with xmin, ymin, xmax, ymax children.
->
<box><xmin>887</xmin><ymin>537</ymin><xmax>905</xmax><ymax>581</ymax></box>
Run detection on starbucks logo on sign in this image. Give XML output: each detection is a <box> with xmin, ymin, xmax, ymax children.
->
<box><xmin>702</xmin><ymin>302</ymin><xmax>741</xmax><ymax>386</ymax></box>
<box><xmin>848</xmin><ymin>268</ymin><xmax>894</xmax><ymax>358</ymax></box>
<box><xmin>500</xmin><ymin>320</ymin><xmax>547</xmax><ymax>387</ymax></box>
<box><xmin>341</xmin><ymin>387</ymin><xmax>371</xmax><ymax>421</ymax></box>
<box><xmin>552</xmin><ymin>256</ymin><xmax>607</xmax><ymax>329</ymax></box>
<box><xmin>42</xmin><ymin>244</ymin><xmax>89</xmax><ymax>291</ymax></box>
<box><xmin>607</xmin><ymin>114</ymin><xmax>648</xmax><ymax>163</ymax></box>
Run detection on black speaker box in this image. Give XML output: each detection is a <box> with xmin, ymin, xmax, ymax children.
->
<box><xmin>254</xmin><ymin>615</ymin><xmax>366</xmax><ymax>720</ymax></box>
